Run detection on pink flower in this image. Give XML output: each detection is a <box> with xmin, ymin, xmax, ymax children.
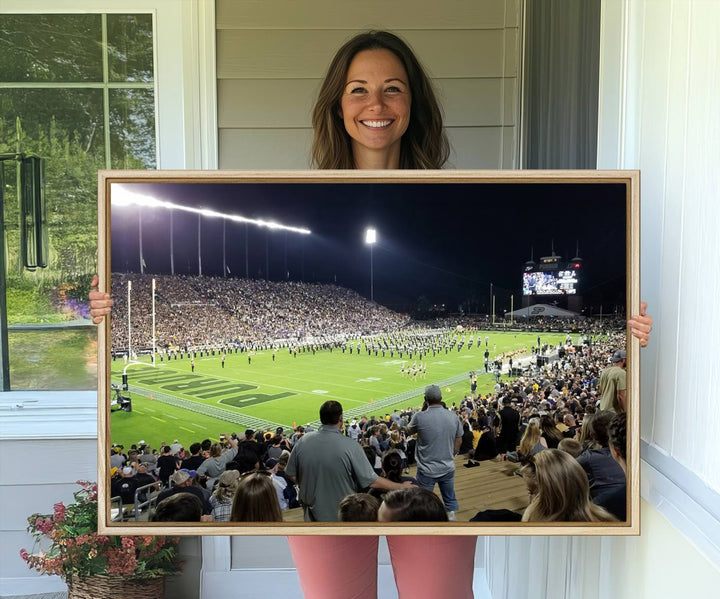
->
<box><xmin>107</xmin><ymin>548</ymin><xmax>137</xmax><ymax>576</ymax></box>
<box><xmin>121</xmin><ymin>537</ymin><xmax>135</xmax><ymax>549</ymax></box>
<box><xmin>34</xmin><ymin>518</ymin><xmax>53</xmax><ymax>534</ymax></box>
<box><xmin>53</xmin><ymin>503</ymin><xmax>66</xmax><ymax>521</ymax></box>
<box><xmin>19</xmin><ymin>549</ymin><xmax>29</xmax><ymax>562</ymax></box>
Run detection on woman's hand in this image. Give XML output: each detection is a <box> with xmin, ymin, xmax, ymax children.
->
<box><xmin>628</xmin><ymin>301</ymin><xmax>652</xmax><ymax>347</ymax></box>
<box><xmin>89</xmin><ymin>274</ymin><xmax>113</xmax><ymax>324</ymax></box>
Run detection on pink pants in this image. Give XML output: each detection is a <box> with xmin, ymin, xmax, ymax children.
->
<box><xmin>287</xmin><ymin>535</ymin><xmax>477</xmax><ymax>599</ymax></box>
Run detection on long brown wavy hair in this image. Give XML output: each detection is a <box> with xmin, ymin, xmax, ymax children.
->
<box><xmin>311</xmin><ymin>31</ymin><xmax>449</xmax><ymax>170</ymax></box>
<box><xmin>230</xmin><ymin>471</ymin><xmax>282</xmax><ymax>522</ymax></box>
<box><xmin>521</xmin><ymin>449</ymin><xmax>617</xmax><ymax>522</ymax></box>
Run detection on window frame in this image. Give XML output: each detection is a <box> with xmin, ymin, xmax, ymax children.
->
<box><xmin>0</xmin><ymin>0</ymin><xmax>217</xmax><ymax>437</ymax></box>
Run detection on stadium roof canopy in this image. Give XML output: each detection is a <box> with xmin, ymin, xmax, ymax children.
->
<box><xmin>507</xmin><ymin>304</ymin><xmax>584</xmax><ymax>319</ymax></box>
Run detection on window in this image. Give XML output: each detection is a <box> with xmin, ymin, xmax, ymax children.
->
<box><xmin>0</xmin><ymin>13</ymin><xmax>156</xmax><ymax>390</ymax></box>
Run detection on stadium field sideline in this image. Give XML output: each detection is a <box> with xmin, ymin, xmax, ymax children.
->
<box><xmin>110</xmin><ymin>330</ymin><xmax>572</xmax><ymax>448</ymax></box>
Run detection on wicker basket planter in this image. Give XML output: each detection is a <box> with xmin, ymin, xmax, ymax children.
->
<box><xmin>67</xmin><ymin>575</ymin><xmax>165</xmax><ymax>599</ymax></box>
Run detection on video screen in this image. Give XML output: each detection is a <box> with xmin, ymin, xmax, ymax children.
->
<box><xmin>523</xmin><ymin>270</ymin><xmax>578</xmax><ymax>295</ymax></box>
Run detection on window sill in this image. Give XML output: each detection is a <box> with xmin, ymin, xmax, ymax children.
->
<box><xmin>642</xmin><ymin>441</ymin><xmax>720</xmax><ymax>567</ymax></box>
<box><xmin>0</xmin><ymin>391</ymin><xmax>97</xmax><ymax>440</ymax></box>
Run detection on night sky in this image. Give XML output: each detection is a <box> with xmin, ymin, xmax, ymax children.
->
<box><xmin>110</xmin><ymin>181</ymin><xmax>628</xmax><ymax>315</ymax></box>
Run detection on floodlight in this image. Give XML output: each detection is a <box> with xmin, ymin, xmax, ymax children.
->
<box><xmin>364</xmin><ymin>228</ymin><xmax>377</xmax><ymax>302</ymax></box>
<box><xmin>114</xmin><ymin>187</ymin><xmax>311</xmax><ymax>234</ymax></box>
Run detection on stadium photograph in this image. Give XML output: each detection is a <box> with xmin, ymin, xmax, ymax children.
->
<box><xmin>104</xmin><ymin>176</ymin><xmax>631</xmax><ymax>524</ymax></box>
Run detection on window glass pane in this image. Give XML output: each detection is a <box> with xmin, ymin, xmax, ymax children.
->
<box><xmin>110</xmin><ymin>89</ymin><xmax>157</xmax><ymax>169</ymax></box>
<box><xmin>8</xmin><ymin>329</ymin><xmax>97</xmax><ymax>390</ymax></box>
<box><xmin>107</xmin><ymin>14</ymin><xmax>155</xmax><ymax>83</ymax></box>
<box><xmin>0</xmin><ymin>14</ymin><xmax>103</xmax><ymax>82</ymax></box>
<box><xmin>1</xmin><ymin>13</ymin><xmax>157</xmax><ymax>391</ymax></box>
<box><xmin>1</xmin><ymin>88</ymin><xmax>105</xmax><ymax>275</ymax></box>
<box><xmin>2</xmin><ymin>89</ymin><xmax>104</xmax><ymax>390</ymax></box>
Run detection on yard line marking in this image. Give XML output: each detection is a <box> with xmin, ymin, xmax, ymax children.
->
<box><xmin>165</xmin><ymin>414</ymin><xmax>178</xmax><ymax>419</ymax></box>
<box><xmin>191</xmin><ymin>423</ymin><xmax>207</xmax><ymax>429</ymax></box>
<box><xmin>180</xmin><ymin>426</ymin><xmax>195</xmax><ymax>433</ymax></box>
<box><xmin>151</xmin><ymin>416</ymin><xmax>167</xmax><ymax>423</ymax></box>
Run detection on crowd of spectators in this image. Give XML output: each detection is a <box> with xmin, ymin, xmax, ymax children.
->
<box><xmin>110</xmin><ymin>274</ymin><xmax>409</xmax><ymax>352</ymax></box>
<box><xmin>429</xmin><ymin>314</ymin><xmax>626</xmax><ymax>335</ymax></box>
<box><xmin>110</xmin><ymin>327</ymin><xmax>628</xmax><ymax>523</ymax></box>
<box><xmin>107</xmin><ymin>268</ymin><xmax>629</xmax><ymax>524</ymax></box>
<box><xmin>109</xmin><ymin>273</ymin><xmax>624</xmax><ymax>355</ymax></box>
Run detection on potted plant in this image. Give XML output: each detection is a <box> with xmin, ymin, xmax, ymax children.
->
<box><xmin>20</xmin><ymin>480</ymin><xmax>182</xmax><ymax>599</ymax></box>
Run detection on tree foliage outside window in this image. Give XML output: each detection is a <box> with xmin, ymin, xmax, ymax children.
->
<box><xmin>0</xmin><ymin>13</ymin><xmax>156</xmax><ymax>390</ymax></box>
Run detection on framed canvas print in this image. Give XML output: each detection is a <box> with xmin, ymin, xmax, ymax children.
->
<box><xmin>97</xmin><ymin>169</ymin><xmax>640</xmax><ymax>536</ymax></box>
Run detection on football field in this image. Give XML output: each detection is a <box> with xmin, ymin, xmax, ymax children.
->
<box><xmin>110</xmin><ymin>330</ymin><xmax>571</xmax><ymax>448</ymax></box>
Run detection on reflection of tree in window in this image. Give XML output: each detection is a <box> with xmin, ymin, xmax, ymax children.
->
<box><xmin>0</xmin><ymin>14</ymin><xmax>156</xmax><ymax>390</ymax></box>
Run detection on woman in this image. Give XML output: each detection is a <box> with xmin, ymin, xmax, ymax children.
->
<box><xmin>230</xmin><ymin>470</ymin><xmax>283</xmax><ymax>523</ymax></box>
<box><xmin>521</xmin><ymin>449</ymin><xmax>616</xmax><ymax>522</ymax></box>
<box><xmin>89</xmin><ymin>29</ymin><xmax>653</xmax><ymax>599</ymax></box>
<box><xmin>539</xmin><ymin>413</ymin><xmax>564</xmax><ymax>449</ymax></box>
<box><xmin>310</xmin><ymin>31</ymin><xmax>448</xmax><ymax>170</ymax></box>
<box><xmin>516</xmin><ymin>417</ymin><xmax>547</xmax><ymax>462</ymax></box>
<box><xmin>288</xmin><ymin>32</ymin><xmax>477</xmax><ymax>599</ymax></box>
<box><xmin>575</xmin><ymin>410</ymin><xmax>626</xmax><ymax>500</ymax></box>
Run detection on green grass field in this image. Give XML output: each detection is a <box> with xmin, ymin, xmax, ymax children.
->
<box><xmin>110</xmin><ymin>330</ymin><xmax>572</xmax><ymax>449</ymax></box>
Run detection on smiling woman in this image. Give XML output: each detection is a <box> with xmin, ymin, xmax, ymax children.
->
<box><xmin>340</xmin><ymin>49</ymin><xmax>412</xmax><ymax>169</ymax></box>
<box><xmin>311</xmin><ymin>31</ymin><xmax>448</xmax><ymax>170</ymax></box>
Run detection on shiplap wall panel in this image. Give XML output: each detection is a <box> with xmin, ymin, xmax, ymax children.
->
<box><xmin>505</xmin><ymin>0</ymin><xmax>521</xmax><ymax>27</ymax></box>
<box><xmin>0</xmin><ymin>440</ymin><xmax>97</xmax><ymax>485</ymax></box>
<box><xmin>0</xmin><ymin>438</ymin><xmax>97</xmax><ymax>581</ymax></box>
<box><xmin>655</xmin><ymin>2</ymin><xmax>689</xmax><ymax>459</ymax></box>
<box><xmin>0</xmin><ymin>483</ymin><xmax>90</xmax><ymax>530</ymax></box>
<box><xmin>445</xmin><ymin>127</ymin><xmax>504</xmax><ymax>169</ymax></box>
<box><xmin>633</xmin><ymin>0</ymin><xmax>720</xmax><ymax>489</ymax></box>
<box><xmin>504</xmin><ymin>27</ymin><xmax>520</xmax><ymax>77</ymax></box>
<box><xmin>638</xmin><ymin>0</ymin><xmax>676</xmax><ymax>453</ymax></box>
<box><xmin>674</xmin><ymin>3</ymin><xmax>720</xmax><ymax>479</ymax></box>
<box><xmin>503</xmin><ymin>126</ymin><xmax>518</xmax><ymax>168</ymax></box>
<box><xmin>440</xmin><ymin>79</ymin><xmax>505</xmax><ymax>127</ymax></box>
<box><xmin>503</xmin><ymin>77</ymin><xmax>517</xmax><ymax>126</ymax></box>
<box><xmin>218</xmin><ymin>78</ymin><xmax>516</xmax><ymax>129</ymax></box>
<box><xmin>217</xmin><ymin>0</ymin><xmax>509</xmax><ymax>30</ymax></box>
<box><xmin>219</xmin><ymin>128</ymin><xmax>313</xmax><ymax>169</ymax></box>
<box><xmin>218</xmin><ymin>79</ymin><xmax>319</xmax><ymax>128</ymax></box>
<box><xmin>218</xmin><ymin>29</ymin><xmax>510</xmax><ymax>80</ymax></box>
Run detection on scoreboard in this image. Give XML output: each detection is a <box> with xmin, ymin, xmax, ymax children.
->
<box><xmin>523</xmin><ymin>256</ymin><xmax>581</xmax><ymax>296</ymax></box>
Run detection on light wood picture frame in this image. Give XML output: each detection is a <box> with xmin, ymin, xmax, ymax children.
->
<box><xmin>97</xmin><ymin>169</ymin><xmax>640</xmax><ymax>536</ymax></box>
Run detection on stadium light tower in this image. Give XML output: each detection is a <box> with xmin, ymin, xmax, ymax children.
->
<box><xmin>365</xmin><ymin>228</ymin><xmax>377</xmax><ymax>302</ymax></box>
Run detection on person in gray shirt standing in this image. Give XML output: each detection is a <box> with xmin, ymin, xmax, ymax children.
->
<box><xmin>286</xmin><ymin>400</ymin><xmax>409</xmax><ymax>522</ymax></box>
<box><xmin>407</xmin><ymin>385</ymin><xmax>463</xmax><ymax>519</ymax></box>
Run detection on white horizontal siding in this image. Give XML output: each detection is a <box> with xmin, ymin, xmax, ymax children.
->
<box><xmin>216</xmin><ymin>0</ymin><xmax>516</xmax><ymax>30</ymax></box>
